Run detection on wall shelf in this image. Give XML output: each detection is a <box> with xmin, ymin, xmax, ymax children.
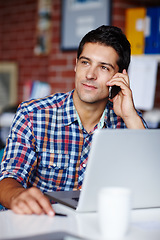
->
<box><xmin>131</xmin><ymin>55</ymin><xmax>160</xmax><ymax>62</ymax></box>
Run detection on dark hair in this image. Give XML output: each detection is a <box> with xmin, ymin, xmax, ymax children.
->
<box><xmin>77</xmin><ymin>25</ymin><xmax>131</xmax><ymax>72</ymax></box>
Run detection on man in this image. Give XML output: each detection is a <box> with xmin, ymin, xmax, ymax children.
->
<box><xmin>0</xmin><ymin>25</ymin><xmax>146</xmax><ymax>216</ymax></box>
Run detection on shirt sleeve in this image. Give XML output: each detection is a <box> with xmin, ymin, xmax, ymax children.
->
<box><xmin>136</xmin><ymin>110</ymin><xmax>148</xmax><ymax>128</ymax></box>
<box><xmin>0</xmin><ymin>103</ymin><xmax>37</xmax><ymax>188</ymax></box>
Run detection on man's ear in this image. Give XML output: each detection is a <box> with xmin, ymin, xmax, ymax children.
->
<box><xmin>74</xmin><ymin>58</ymin><xmax>78</xmax><ymax>72</ymax></box>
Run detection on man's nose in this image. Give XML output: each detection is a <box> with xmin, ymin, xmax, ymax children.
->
<box><xmin>86</xmin><ymin>66</ymin><xmax>97</xmax><ymax>80</ymax></box>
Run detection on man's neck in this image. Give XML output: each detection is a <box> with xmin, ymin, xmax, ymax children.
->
<box><xmin>73</xmin><ymin>91</ymin><xmax>108</xmax><ymax>133</ymax></box>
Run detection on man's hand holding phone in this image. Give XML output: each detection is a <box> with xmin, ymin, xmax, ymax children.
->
<box><xmin>106</xmin><ymin>69</ymin><xmax>145</xmax><ymax>129</ymax></box>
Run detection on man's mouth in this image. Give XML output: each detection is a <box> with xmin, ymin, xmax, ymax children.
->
<box><xmin>82</xmin><ymin>83</ymin><xmax>97</xmax><ymax>90</ymax></box>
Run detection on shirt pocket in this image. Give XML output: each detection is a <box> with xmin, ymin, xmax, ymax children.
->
<box><xmin>38</xmin><ymin>151</ymin><xmax>70</xmax><ymax>190</ymax></box>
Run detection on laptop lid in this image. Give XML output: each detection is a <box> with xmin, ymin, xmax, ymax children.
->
<box><xmin>77</xmin><ymin>129</ymin><xmax>160</xmax><ymax>212</ymax></box>
<box><xmin>45</xmin><ymin>129</ymin><xmax>160</xmax><ymax>212</ymax></box>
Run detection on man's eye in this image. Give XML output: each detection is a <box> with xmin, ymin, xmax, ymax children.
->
<box><xmin>81</xmin><ymin>61</ymin><xmax>89</xmax><ymax>65</ymax></box>
<box><xmin>101</xmin><ymin>66</ymin><xmax>109</xmax><ymax>71</ymax></box>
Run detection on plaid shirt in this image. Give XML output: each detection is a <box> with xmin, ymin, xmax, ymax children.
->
<box><xmin>0</xmin><ymin>90</ymin><xmax>146</xmax><ymax>192</ymax></box>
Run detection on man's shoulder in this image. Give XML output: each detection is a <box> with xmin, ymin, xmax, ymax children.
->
<box><xmin>19</xmin><ymin>91</ymin><xmax>73</xmax><ymax>113</ymax></box>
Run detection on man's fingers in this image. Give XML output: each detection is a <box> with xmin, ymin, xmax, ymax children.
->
<box><xmin>38</xmin><ymin>195</ymin><xmax>55</xmax><ymax>217</ymax></box>
<box><xmin>11</xmin><ymin>187</ymin><xmax>55</xmax><ymax>216</ymax></box>
<box><xmin>27</xmin><ymin>188</ymin><xmax>55</xmax><ymax>217</ymax></box>
<box><xmin>111</xmin><ymin>70</ymin><xmax>130</xmax><ymax>85</ymax></box>
<box><xmin>24</xmin><ymin>196</ymin><xmax>45</xmax><ymax>215</ymax></box>
<box><xmin>12</xmin><ymin>199</ymin><xmax>33</xmax><ymax>215</ymax></box>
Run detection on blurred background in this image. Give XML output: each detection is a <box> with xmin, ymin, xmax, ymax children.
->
<box><xmin>0</xmin><ymin>0</ymin><xmax>160</xmax><ymax>151</ymax></box>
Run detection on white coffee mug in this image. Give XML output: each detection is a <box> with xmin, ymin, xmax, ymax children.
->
<box><xmin>98</xmin><ymin>187</ymin><xmax>132</xmax><ymax>239</ymax></box>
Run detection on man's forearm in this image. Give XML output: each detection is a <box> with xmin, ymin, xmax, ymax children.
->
<box><xmin>123</xmin><ymin>112</ymin><xmax>145</xmax><ymax>129</ymax></box>
<box><xmin>0</xmin><ymin>178</ymin><xmax>25</xmax><ymax>209</ymax></box>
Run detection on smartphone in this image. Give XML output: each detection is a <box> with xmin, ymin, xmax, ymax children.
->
<box><xmin>109</xmin><ymin>85</ymin><xmax>121</xmax><ymax>99</ymax></box>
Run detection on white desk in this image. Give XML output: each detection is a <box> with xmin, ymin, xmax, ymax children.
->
<box><xmin>0</xmin><ymin>204</ymin><xmax>160</xmax><ymax>240</ymax></box>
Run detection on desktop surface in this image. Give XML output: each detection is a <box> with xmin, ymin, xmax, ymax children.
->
<box><xmin>0</xmin><ymin>204</ymin><xmax>160</xmax><ymax>240</ymax></box>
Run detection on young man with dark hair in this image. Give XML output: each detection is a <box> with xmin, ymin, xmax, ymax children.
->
<box><xmin>0</xmin><ymin>25</ymin><xmax>146</xmax><ymax>216</ymax></box>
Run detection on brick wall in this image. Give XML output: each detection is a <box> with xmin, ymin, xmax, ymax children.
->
<box><xmin>0</xmin><ymin>0</ymin><xmax>160</xmax><ymax>108</ymax></box>
<box><xmin>0</xmin><ymin>0</ymin><xmax>49</xmax><ymax>103</ymax></box>
<box><xmin>48</xmin><ymin>0</ymin><xmax>76</xmax><ymax>95</ymax></box>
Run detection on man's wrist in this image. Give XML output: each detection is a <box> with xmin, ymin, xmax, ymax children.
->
<box><xmin>0</xmin><ymin>178</ymin><xmax>25</xmax><ymax>209</ymax></box>
<box><xmin>123</xmin><ymin>112</ymin><xmax>145</xmax><ymax>129</ymax></box>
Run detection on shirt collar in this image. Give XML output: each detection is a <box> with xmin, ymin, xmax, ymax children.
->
<box><xmin>97</xmin><ymin>109</ymin><xmax>106</xmax><ymax>129</ymax></box>
<box><xmin>62</xmin><ymin>90</ymin><xmax>78</xmax><ymax>126</ymax></box>
<box><xmin>63</xmin><ymin>90</ymin><xmax>111</xmax><ymax>129</ymax></box>
<box><xmin>74</xmin><ymin>98</ymin><xmax>108</xmax><ymax>130</ymax></box>
<box><xmin>76</xmin><ymin>108</ymin><xmax>107</xmax><ymax>131</ymax></box>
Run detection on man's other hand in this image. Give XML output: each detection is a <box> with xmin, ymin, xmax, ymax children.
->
<box><xmin>10</xmin><ymin>187</ymin><xmax>55</xmax><ymax>217</ymax></box>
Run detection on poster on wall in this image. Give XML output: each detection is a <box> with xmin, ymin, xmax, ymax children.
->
<box><xmin>34</xmin><ymin>0</ymin><xmax>52</xmax><ymax>55</ymax></box>
<box><xmin>0</xmin><ymin>62</ymin><xmax>18</xmax><ymax>113</ymax></box>
<box><xmin>61</xmin><ymin>0</ymin><xmax>111</xmax><ymax>50</ymax></box>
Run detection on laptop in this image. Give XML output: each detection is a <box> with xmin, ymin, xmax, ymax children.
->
<box><xmin>45</xmin><ymin>129</ymin><xmax>160</xmax><ymax>212</ymax></box>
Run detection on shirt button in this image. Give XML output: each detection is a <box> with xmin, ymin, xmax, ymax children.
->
<box><xmin>53</xmin><ymin>163</ymin><xmax>57</xmax><ymax>167</ymax></box>
<box><xmin>82</xmin><ymin>163</ymin><xmax>86</xmax><ymax>168</ymax></box>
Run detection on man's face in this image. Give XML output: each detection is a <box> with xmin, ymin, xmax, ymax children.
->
<box><xmin>74</xmin><ymin>42</ymin><xmax>119</xmax><ymax>105</ymax></box>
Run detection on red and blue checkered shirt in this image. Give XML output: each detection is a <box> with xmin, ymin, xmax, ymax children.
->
<box><xmin>0</xmin><ymin>90</ymin><xmax>146</xmax><ymax>192</ymax></box>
